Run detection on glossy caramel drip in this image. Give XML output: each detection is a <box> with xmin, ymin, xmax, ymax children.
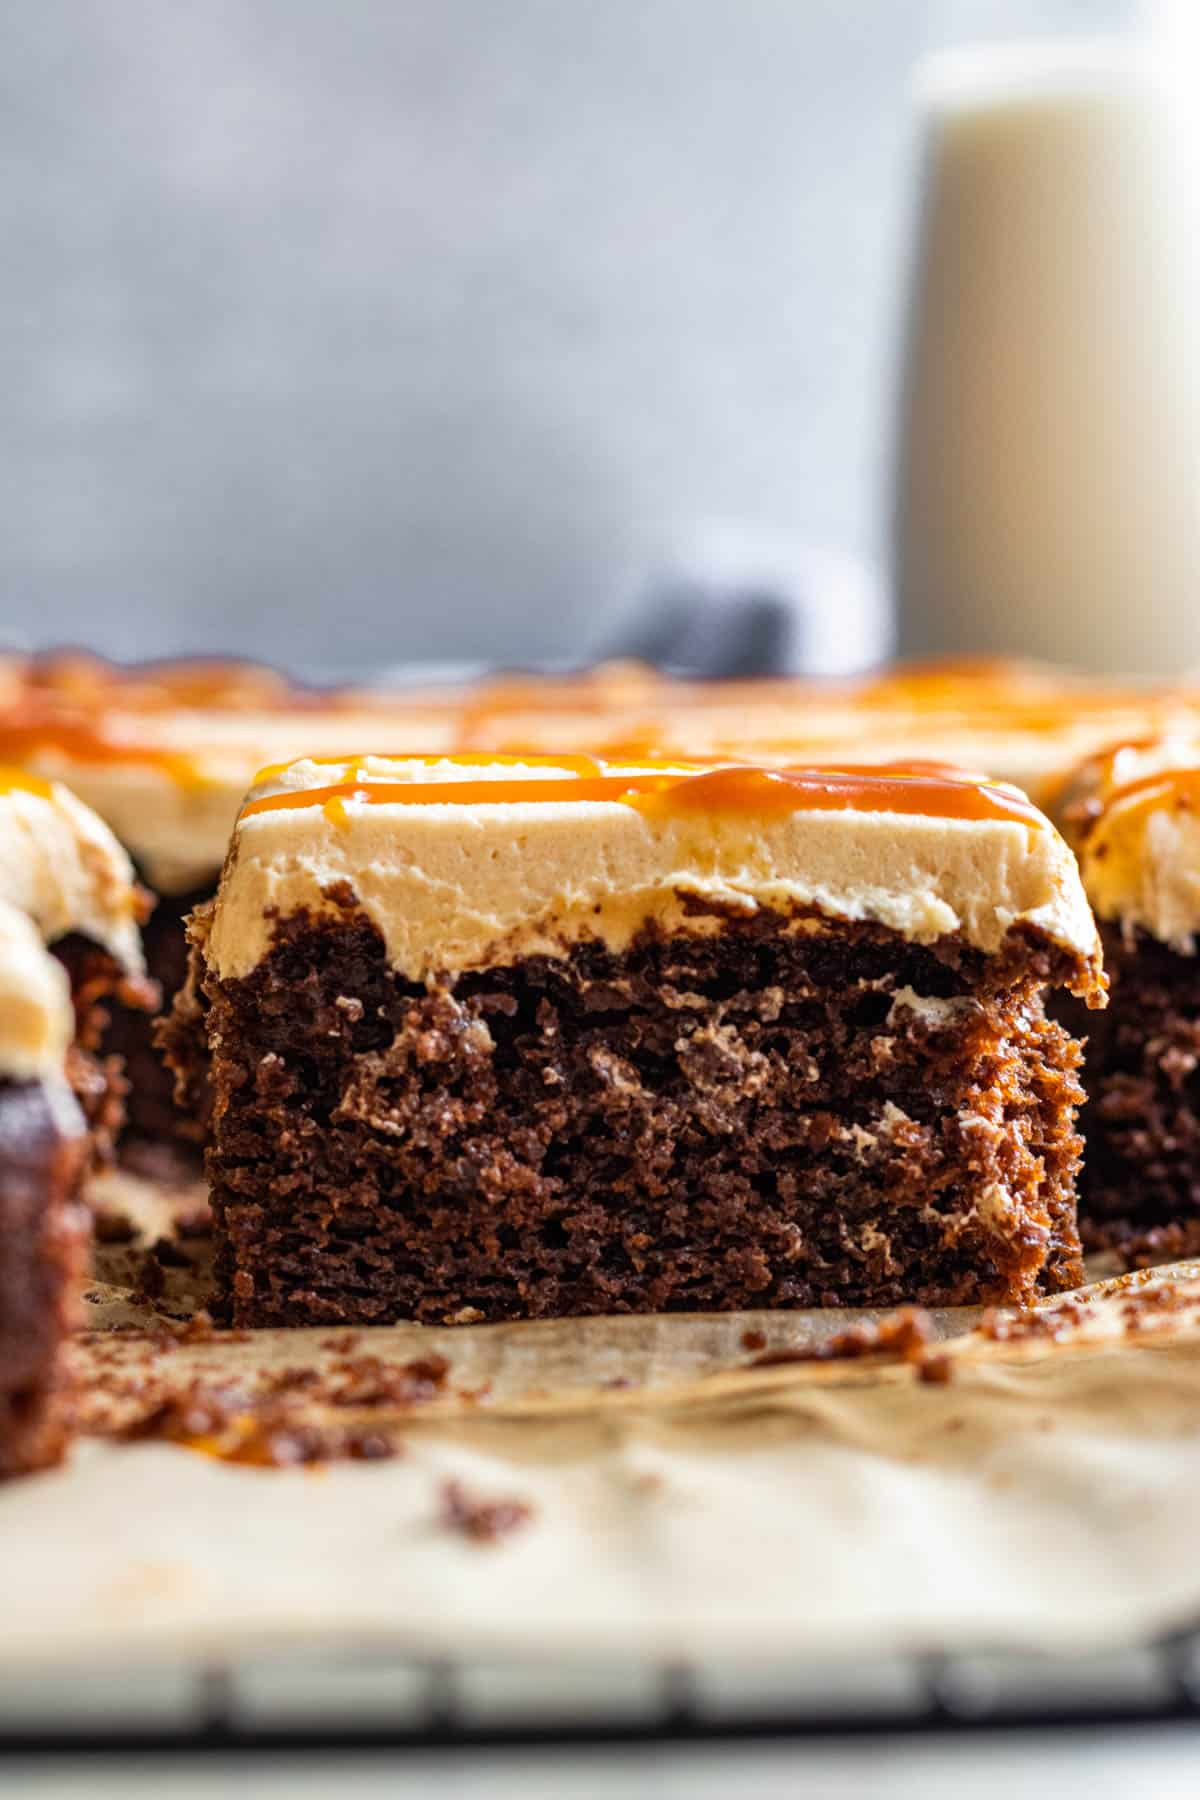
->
<box><xmin>1101</xmin><ymin>766</ymin><xmax>1200</xmax><ymax>820</ymax></box>
<box><xmin>0</xmin><ymin>765</ymin><xmax>54</xmax><ymax>800</ymax></box>
<box><xmin>0</xmin><ymin>710</ymin><xmax>212</xmax><ymax>789</ymax></box>
<box><xmin>23</xmin><ymin>653</ymin><xmax>305</xmax><ymax>711</ymax></box>
<box><xmin>1051</xmin><ymin>735</ymin><xmax>1200</xmax><ymax>847</ymax></box>
<box><xmin>240</xmin><ymin>757</ymin><xmax>1045</xmax><ymax>830</ymax></box>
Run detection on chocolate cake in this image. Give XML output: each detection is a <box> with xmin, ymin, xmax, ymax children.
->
<box><xmin>0</xmin><ymin>1054</ymin><xmax>88</xmax><ymax>1478</ymax></box>
<box><xmin>170</xmin><ymin>753</ymin><xmax>1104</xmax><ymax>1327</ymax></box>
<box><xmin>0</xmin><ymin>770</ymin><xmax>151</xmax><ymax>1475</ymax></box>
<box><xmin>1057</xmin><ymin>741</ymin><xmax>1200</xmax><ymax>1257</ymax></box>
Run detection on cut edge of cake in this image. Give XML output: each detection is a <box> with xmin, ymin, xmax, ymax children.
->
<box><xmin>172</xmin><ymin>753</ymin><xmax>1105</xmax><ymax>1327</ymax></box>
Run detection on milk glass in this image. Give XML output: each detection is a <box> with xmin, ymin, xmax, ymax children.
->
<box><xmin>894</xmin><ymin>45</ymin><xmax>1200</xmax><ymax>674</ymax></box>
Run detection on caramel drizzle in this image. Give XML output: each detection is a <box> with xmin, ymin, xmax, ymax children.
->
<box><xmin>22</xmin><ymin>653</ymin><xmax>310</xmax><ymax>710</ymax></box>
<box><xmin>0</xmin><ymin>765</ymin><xmax>54</xmax><ymax>800</ymax></box>
<box><xmin>0</xmin><ymin>657</ymin><xmax>359</xmax><ymax>789</ymax></box>
<box><xmin>5</xmin><ymin>651</ymin><xmax>1195</xmax><ymax>790</ymax></box>
<box><xmin>250</xmin><ymin>750</ymin><xmax>610</xmax><ymax>787</ymax></box>
<box><xmin>1101</xmin><ymin>766</ymin><xmax>1200</xmax><ymax>822</ymax></box>
<box><xmin>240</xmin><ymin>757</ymin><xmax>1045</xmax><ymax>831</ymax></box>
<box><xmin>0</xmin><ymin>711</ymin><xmax>213</xmax><ymax>790</ymax></box>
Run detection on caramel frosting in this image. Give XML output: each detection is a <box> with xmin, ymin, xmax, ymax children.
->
<box><xmin>1060</xmin><ymin>737</ymin><xmax>1200</xmax><ymax>949</ymax></box>
<box><xmin>0</xmin><ymin>900</ymin><xmax>76</xmax><ymax>1081</ymax></box>
<box><xmin>206</xmin><ymin>753</ymin><xmax>1102</xmax><ymax>991</ymax></box>
<box><xmin>0</xmin><ymin>768</ymin><xmax>145</xmax><ymax>976</ymax></box>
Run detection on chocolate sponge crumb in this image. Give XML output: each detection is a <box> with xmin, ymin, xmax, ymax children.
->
<box><xmin>750</xmin><ymin>1304</ymin><xmax>936</xmax><ymax>1367</ymax></box>
<box><xmin>117</xmin><ymin>1379</ymin><xmax>401</xmax><ymax>1467</ymax></box>
<box><xmin>181</xmin><ymin>901</ymin><xmax>1088</xmax><ymax>1327</ymax></box>
<box><xmin>746</xmin><ymin>1305</ymin><xmax>957</xmax><ymax>1383</ymax></box>
<box><xmin>439</xmin><ymin>1479</ymin><xmax>534</xmax><ymax>1544</ymax></box>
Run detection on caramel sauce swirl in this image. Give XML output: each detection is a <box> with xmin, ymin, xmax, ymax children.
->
<box><xmin>0</xmin><ymin>710</ymin><xmax>213</xmax><ymax>789</ymax></box>
<box><xmin>240</xmin><ymin>757</ymin><xmax>1045</xmax><ymax>831</ymax></box>
<box><xmin>1101</xmin><ymin>766</ymin><xmax>1200</xmax><ymax>820</ymax></box>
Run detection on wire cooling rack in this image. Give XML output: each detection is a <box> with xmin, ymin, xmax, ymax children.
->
<box><xmin>2</xmin><ymin>1638</ymin><xmax>1200</xmax><ymax>1757</ymax></box>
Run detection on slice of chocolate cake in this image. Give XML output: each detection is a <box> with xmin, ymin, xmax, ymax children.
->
<box><xmin>173</xmin><ymin>754</ymin><xmax>1104</xmax><ymax>1328</ymax></box>
<box><xmin>0</xmin><ymin>769</ymin><xmax>151</xmax><ymax>1475</ymax></box>
<box><xmin>0</xmin><ymin>904</ymin><xmax>89</xmax><ymax>1477</ymax></box>
<box><xmin>1058</xmin><ymin>738</ymin><xmax>1200</xmax><ymax>1259</ymax></box>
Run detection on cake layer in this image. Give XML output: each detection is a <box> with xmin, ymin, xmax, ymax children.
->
<box><xmin>186</xmin><ymin>901</ymin><xmax>1087</xmax><ymax>1326</ymax></box>
<box><xmin>0</xmin><ymin>1061</ymin><xmax>88</xmax><ymax>1482</ymax></box>
<box><xmin>1052</xmin><ymin>737</ymin><xmax>1200</xmax><ymax>1255</ymax></box>
<box><xmin>0</xmin><ymin>1078</ymin><xmax>88</xmax><ymax>1477</ymax></box>
<box><xmin>212</xmin><ymin>754</ymin><xmax>1103</xmax><ymax>988</ymax></box>
<box><xmin>1076</xmin><ymin>922</ymin><xmax>1200</xmax><ymax>1260</ymax></box>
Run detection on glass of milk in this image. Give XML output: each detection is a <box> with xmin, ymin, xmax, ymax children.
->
<box><xmin>893</xmin><ymin>43</ymin><xmax>1200</xmax><ymax>675</ymax></box>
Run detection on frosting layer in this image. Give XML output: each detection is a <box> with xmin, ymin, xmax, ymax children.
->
<box><xmin>0</xmin><ymin>900</ymin><xmax>75</xmax><ymax>1080</ymax></box>
<box><xmin>208</xmin><ymin>754</ymin><xmax>1102</xmax><ymax>989</ymax></box>
<box><xmin>1062</xmin><ymin>737</ymin><xmax>1200</xmax><ymax>949</ymax></box>
<box><xmin>0</xmin><ymin>769</ymin><xmax>146</xmax><ymax>976</ymax></box>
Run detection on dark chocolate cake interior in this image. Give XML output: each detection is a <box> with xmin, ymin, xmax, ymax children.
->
<box><xmin>178</xmin><ymin>893</ymin><xmax>1090</xmax><ymax>1327</ymax></box>
<box><xmin>1078</xmin><ymin>922</ymin><xmax>1200</xmax><ymax>1262</ymax></box>
<box><xmin>0</xmin><ymin>1081</ymin><xmax>87</xmax><ymax>1476</ymax></box>
<box><xmin>102</xmin><ymin>882</ymin><xmax>210</xmax><ymax>1160</ymax></box>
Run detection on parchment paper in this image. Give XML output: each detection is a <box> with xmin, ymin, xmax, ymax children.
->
<box><xmin>5</xmin><ymin>1169</ymin><xmax>1200</xmax><ymax>1671</ymax></box>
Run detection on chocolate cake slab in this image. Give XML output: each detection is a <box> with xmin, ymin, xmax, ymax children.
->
<box><xmin>1059</xmin><ymin>743</ymin><xmax>1200</xmax><ymax>1257</ymax></box>
<box><xmin>176</xmin><ymin>753</ymin><xmax>1104</xmax><ymax>1327</ymax></box>
<box><xmin>0</xmin><ymin>770</ymin><xmax>151</xmax><ymax>1474</ymax></box>
<box><xmin>0</xmin><ymin>904</ymin><xmax>89</xmax><ymax>1476</ymax></box>
<box><xmin>0</xmin><ymin>1076</ymin><xmax>87</xmax><ymax>1477</ymax></box>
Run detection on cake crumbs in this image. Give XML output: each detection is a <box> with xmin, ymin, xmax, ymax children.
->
<box><xmin>92</xmin><ymin>1207</ymin><xmax>137</xmax><ymax>1245</ymax></box>
<box><xmin>323</xmin><ymin>1352</ymin><xmax>451</xmax><ymax>1408</ymax></box>
<box><xmin>438</xmin><ymin>1479</ymin><xmax>534</xmax><ymax>1544</ymax></box>
<box><xmin>740</xmin><ymin>1328</ymin><xmax>768</xmax><ymax>1352</ymax></box>
<box><xmin>81</xmin><ymin>1346</ymin><xmax>455</xmax><ymax>1457</ymax></box>
<box><xmin>978</xmin><ymin>1299</ymin><xmax>1093</xmax><ymax>1344</ymax></box>
<box><xmin>116</xmin><ymin>1380</ymin><xmax>402</xmax><ymax>1467</ymax></box>
<box><xmin>748</xmin><ymin>1305</ymin><xmax>941</xmax><ymax>1373</ymax></box>
<box><xmin>1118</xmin><ymin>1280</ymin><xmax>1200</xmax><ymax>1332</ymax></box>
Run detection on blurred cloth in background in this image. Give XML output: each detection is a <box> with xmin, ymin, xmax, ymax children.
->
<box><xmin>2</xmin><ymin>0</ymin><xmax>1132</xmax><ymax>677</ymax></box>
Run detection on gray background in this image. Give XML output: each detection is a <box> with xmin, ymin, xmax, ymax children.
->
<box><xmin>1</xmin><ymin>0</ymin><xmax>1132</xmax><ymax>673</ymax></box>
